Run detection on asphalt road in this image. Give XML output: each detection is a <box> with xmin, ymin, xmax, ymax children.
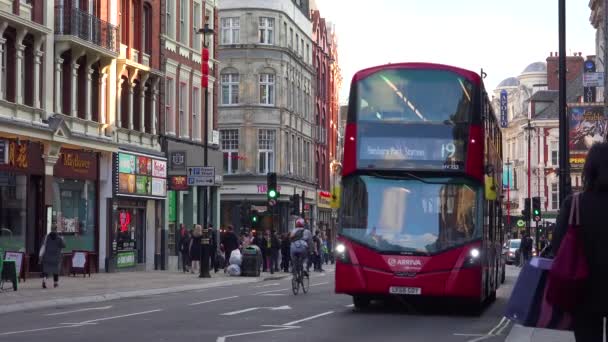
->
<box><xmin>0</xmin><ymin>266</ymin><xmax>520</xmax><ymax>342</ymax></box>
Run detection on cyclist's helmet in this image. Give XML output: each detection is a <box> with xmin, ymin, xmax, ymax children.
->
<box><xmin>295</xmin><ymin>218</ymin><xmax>305</xmax><ymax>228</ymax></box>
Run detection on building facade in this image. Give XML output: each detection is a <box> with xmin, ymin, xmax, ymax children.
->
<box><xmin>217</xmin><ymin>0</ymin><xmax>316</xmax><ymax>233</ymax></box>
<box><xmin>159</xmin><ymin>0</ymin><xmax>222</xmax><ymax>270</ymax></box>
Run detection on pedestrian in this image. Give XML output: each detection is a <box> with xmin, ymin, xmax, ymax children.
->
<box><xmin>281</xmin><ymin>233</ymin><xmax>291</xmax><ymax>272</ymax></box>
<box><xmin>271</xmin><ymin>231</ymin><xmax>280</xmax><ymax>272</ymax></box>
<box><xmin>221</xmin><ymin>225</ymin><xmax>239</xmax><ymax>271</ymax></box>
<box><xmin>520</xmin><ymin>234</ymin><xmax>532</xmax><ymax>266</ymax></box>
<box><xmin>551</xmin><ymin>142</ymin><xmax>608</xmax><ymax>341</ymax></box>
<box><xmin>208</xmin><ymin>224</ymin><xmax>219</xmax><ymax>273</ymax></box>
<box><xmin>39</xmin><ymin>225</ymin><xmax>66</xmax><ymax>288</ymax></box>
<box><xmin>189</xmin><ymin>225</ymin><xmax>202</xmax><ymax>274</ymax></box>
<box><xmin>178</xmin><ymin>224</ymin><xmax>191</xmax><ymax>273</ymax></box>
<box><xmin>313</xmin><ymin>230</ymin><xmax>324</xmax><ymax>272</ymax></box>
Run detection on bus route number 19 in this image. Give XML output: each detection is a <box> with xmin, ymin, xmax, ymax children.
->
<box><xmin>441</xmin><ymin>143</ymin><xmax>456</xmax><ymax>158</ymax></box>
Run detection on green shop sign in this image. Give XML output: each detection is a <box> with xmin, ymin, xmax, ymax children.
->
<box><xmin>168</xmin><ymin>190</ymin><xmax>176</xmax><ymax>223</ymax></box>
<box><xmin>116</xmin><ymin>251</ymin><xmax>136</xmax><ymax>268</ymax></box>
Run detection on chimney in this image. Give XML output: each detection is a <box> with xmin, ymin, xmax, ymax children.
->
<box><xmin>546</xmin><ymin>52</ymin><xmax>584</xmax><ymax>91</ymax></box>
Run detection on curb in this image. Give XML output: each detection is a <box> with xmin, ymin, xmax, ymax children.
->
<box><xmin>0</xmin><ymin>275</ymin><xmax>282</xmax><ymax>315</ymax></box>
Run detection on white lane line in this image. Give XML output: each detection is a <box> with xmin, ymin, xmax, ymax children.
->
<box><xmin>454</xmin><ymin>333</ymin><xmax>485</xmax><ymax>337</ymax></box>
<box><xmin>254</xmin><ymin>288</ymin><xmax>289</xmax><ymax>295</ymax></box>
<box><xmin>221</xmin><ymin>308</ymin><xmax>260</xmax><ymax>316</ymax></box>
<box><xmin>262</xmin><ymin>293</ymin><xmax>287</xmax><ymax>296</ymax></box>
<box><xmin>310</xmin><ymin>282</ymin><xmax>329</xmax><ymax>287</ymax></box>
<box><xmin>45</xmin><ymin>306</ymin><xmax>112</xmax><ymax>316</ymax></box>
<box><xmin>282</xmin><ymin>311</ymin><xmax>335</xmax><ymax>326</ymax></box>
<box><xmin>78</xmin><ymin>309</ymin><xmax>163</xmax><ymax>324</ymax></box>
<box><xmin>189</xmin><ymin>296</ymin><xmax>239</xmax><ymax>306</ymax></box>
<box><xmin>345</xmin><ymin>304</ymin><xmax>354</xmax><ymax>308</ymax></box>
<box><xmin>254</xmin><ymin>283</ymin><xmax>280</xmax><ymax>288</ymax></box>
<box><xmin>464</xmin><ymin>317</ymin><xmax>510</xmax><ymax>342</ymax></box>
<box><xmin>488</xmin><ymin>317</ymin><xmax>507</xmax><ymax>335</ymax></box>
<box><xmin>0</xmin><ymin>325</ymin><xmax>82</xmax><ymax>336</ymax></box>
<box><xmin>216</xmin><ymin>326</ymin><xmax>298</xmax><ymax>342</ymax></box>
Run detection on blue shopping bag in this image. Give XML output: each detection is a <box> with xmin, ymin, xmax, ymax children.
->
<box><xmin>505</xmin><ymin>257</ymin><xmax>573</xmax><ymax>330</ymax></box>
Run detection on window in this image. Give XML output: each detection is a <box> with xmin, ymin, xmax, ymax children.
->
<box><xmin>291</xmin><ymin>135</ymin><xmax>295</xmax><ymax>174</ymax></box>
<box><xmin>143</xmin><ymin>4</ymin><xmax>152</xmax><ymax>54</ymax></box>
<box><xmin>306</xmin><ymin>44</ymin><xmax>310</xmax><ymax>63</ymax></box>
<box><xmin>52</xmin><ymin>179</ymin><xmax>96</xmax><ymax>252</ymax></box>
<box><xmin>166</xmin><ymin>0</ymin><xmax>174</xmax><ymax>38</ymax></box>
<box><xmin>179</xmin><ymin>82</ymin><xmax>188</xmax><ymax>137</ymax></box>
<box><xmin>550</xmin><ymin>141</ymin><xmax>558</xmax><ymax>166</ymax></box>
<box><xmin>259</xmin><ymin>17</ymin><xmax>274</xmax><ymax>44</ymax></box>
<box><xmin>0</xmin><ymin>173</ymin><xmax>26</xmax><ymax>252</ymax></box>
<box><xmin>0</xmin><ymin>44</ymin><xmax>5</xmax><ymax>99</ymax></box>
<box><xmin>259</xmin><ymin>74</ymin><xmax>275</xmax><ymax>105</ymax></box>
<box><xmin>221</xmin><ymin>17</ymin><xmax>240</xmax><ymax>44</ymax></box>
<box><xmin>296</xmin><ymin>34</ymin><xmax>299</xmax><ymax>53</ymax></box>
<box><xmin>551</xmin><ymin>183</ymin><xmax>559</xmax><ymax>210</ymax></box>
<box><xmin>300</xmin><ymin>38</ymin><xmax>304</xmax><ymax>55</ymax></box>
<box><xmin>289</xmin><ymin>28</ymin><xmax>293</xmax><ymax>49</ymax></box>
<box><xmin>193</xmin><ymin>87</ymin><xmax>200</xmax><ymax>141</ymax></box>
<box><xmin>221</xmin><ymin>130</ymin><xmax>239</xmax><ymax>174</ymax></box>
<box><xmin>180</xmin><ymin>0</ymin><xmax>187</xmax><ymax>44</ymax></box>
<box><xmin>283</xmin><ymin>22</ymin><xmax>287</xmax><ymax>46</ymax></box>
<box><xmin>193</xmin><ymin>2</ymin><xmax>201</xmax><ymax>49</ymax></box>
<box><xmin>303</xmin><ymin>141</ymin><xmax>309</xmax><ymax>179</ymax></box>
<box><xmin>165</xmin><ymin>78</ymin><xmax>175</xmax><ymax>134</ymax></box>
<box><xmin>258</xmin><ymin>129</ymin><xmax>275</xmax><ymax>174</ymax></box>
<box><xmin>221</xmin><ymin>73</ymin><xmax>239</xmax><ymax>105</ymax></box>
<box><xmin>297</xmin><ymin>137</ymin><xmax>301</xmax><ymax>175</ymax></box>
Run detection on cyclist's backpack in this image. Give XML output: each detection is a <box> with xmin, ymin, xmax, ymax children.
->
<box><xmin>290</xmin><ymin>229</ymin><xmax>304</xmax><ymax>242</ymax></box>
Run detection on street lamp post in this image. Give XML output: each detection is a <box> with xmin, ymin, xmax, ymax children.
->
<box><xmin>196</xmin><ymin>23</ymin><xmax>215</xmax><ymax>279</ymax></box>
<box><xmin>525</xmin><ymin>120</ymin><xmax>535</xmax><ymax>237</ymax></box>
<box><xmin>558</xmin><ymin>0</ymin><xmax>571</xmax><ymax>204</ymax></box>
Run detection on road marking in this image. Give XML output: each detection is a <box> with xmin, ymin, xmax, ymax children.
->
<box><xmin>0</xmin><ymin>325</ymin><xmax>82</xmax><ymax>336</ymax></box>
<box><xmin>221</xmin><ymin>305</ymin><xmax>291</xmax><ymax>316</ymax></box>
<box><xmin>216</xmin><ymin>326</ymin><xmax>299</xmax><ymax>342</ymax></box>
<box><xmin>454</xmin><ymin>333</ymin><xmax>485</xmax><ymax>337</ymax></box>
<box><xmin>282</xmin><ymin>311</ymin><xmax>335</xmax><ymax>326</ymax></box>
<box><xmin>262</xmin><ymin>293</ymin><xmax>287</xmax><ymax>296</ymax></box>
<box><xmin>254</xmin><ymin>283</ymin><xmax>280</xmax><ymax>288</ymax></box>
<box><xmin>189</xmin><ymin>296</ymin><xmax>239</xmax><ymax>306</ymax></box>
<box><xmin>254</xmin><ymin>288</ymin><xmax>289</xmax><ymax>295</ymax></box>
<box><xmin>77</xmin><ymin>309</ymin><xmax>163</xmax><ymax>324</ymax></box>
<box><xmin>261</xmin><ymin>325</ymin><xmax>301</xmax><ymax>328</ymax></box>
<box><xmin>345</xmin><ymin>304</ymin><xmax>354</xmax><ymax>308</ymax></box>
<box><xmin>45</xmin><ymin>306</ymin><xmax>112</xmax><ymax>316</ymax></box>
<box><xmin>310</xmin><ymin>282</ymin><xmax>329</xmax><ymax>287</ymax></box>
<box><xmin>464</xmin><ymin>317</ymin><xmax>511</xmax><ymax>342</ymax></box>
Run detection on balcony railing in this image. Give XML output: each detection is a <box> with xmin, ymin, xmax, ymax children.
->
<box><xmin>54</xmin><ymin>6</ymin><xmax>118</xmax><ymax>53</ymax></box>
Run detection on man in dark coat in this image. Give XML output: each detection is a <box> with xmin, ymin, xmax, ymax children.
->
<box><xmin>40</xmin><ymin>227</ymin><xmax>66</xmax><ymax>288</ymax></box>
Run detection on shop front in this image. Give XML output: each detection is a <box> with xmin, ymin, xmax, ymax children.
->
<box><xmin>51</xmin><ymin>149</ymin><xmax>99</xmax><ymax>270</ymax></box>
<box><xmin>0</xmin><ymin>139</ymin><xmax>44</xmax><ymax>271</ymax></box>
<box><xmin>317</xmin><ymin>190</ymin><xmax>333</xmax><ymax>237</ymax></box>
<box><xmin>107</xmin><ymin>151</ymin><xmax>167</xmax><ymax>272</ymax></box>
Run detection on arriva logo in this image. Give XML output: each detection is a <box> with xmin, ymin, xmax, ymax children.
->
<box><xmin>387</xmin><ymin>258</ymin><xmax>422</xmax><ymax>267</ymax></box>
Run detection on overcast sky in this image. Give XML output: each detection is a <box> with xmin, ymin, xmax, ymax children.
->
<box><xmin>315</xmin><ymin>0</ymin><xmax>596</xmax><ymax>104</ymax></box>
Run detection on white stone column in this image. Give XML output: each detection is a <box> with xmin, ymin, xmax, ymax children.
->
<box><xmin>151</xmin><ymin>80</ymin><xmax>158</xmax><ymax>135</ymax></box>
<box><xmin>15</xmin><ymin>43</ymin><xmax>25</xmax><ymax>105</ymax></box>
<box><xmin>0</xmin><ymin>38</ymin><xmax>6</xmax><ymax>100</ymax></box>
<box><xmin>100</xmin><ymin>73</ymin><xmax>108</xmax><ymax>124</ymax></box>
<box><xmin>128</xmin><ymin>82</ymin><xmax>134</xmax><ymax>130</ymax></box>
<box><xmin>33</xmin><ymin>50</ymin><xmax>43</xmax><ymax>109</ymax></box>
<box><xmin>85</xmin><ymin>66</ymin><xmax>94</xmax><ymax>121</ymax></box>
<box><xmin>139</xmin><ymin>84</ymin><xmax>146</xmax><ymax>132</ymax></box>
<box><xmin>116</xmin><ymin>78</ymin><xmax>123</xmax><ymax>128</ymax></box>
<box><xmin>54</xmin><ymin>57</ymin><xmax>63</xmax><ymax>113</ymax></box>
<box><xmin>71</xmin><ymin>61</ymin><xmax>80</xmax><ymax>117</ymax></box>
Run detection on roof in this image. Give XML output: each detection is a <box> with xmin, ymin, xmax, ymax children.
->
<box><xmin>497</xmin><ymin>77</ymin><xmax>520</xmax><ymax>88</ymax></box>
<box><xmin>529</xmin><ymin>90</ymin><xmax>557</xmax><ymax>102</ymax></box>
<box><xmin>522</xmin><ymin>62</ymin><xmax>547</xmax><ymax>74</ymax></box>
<box><xmin>533</xmin><ymin>73</ymin><xmax>583</xmax><ymax>120</ymax></box>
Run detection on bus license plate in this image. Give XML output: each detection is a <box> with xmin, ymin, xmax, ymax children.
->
<box><xmin>389</xmin><ymin>286</ymin><xmax>422</xmax><ymax>295</ymax></box>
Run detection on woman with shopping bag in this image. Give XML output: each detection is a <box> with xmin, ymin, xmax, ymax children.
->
<box><xmin>550</xmin><ymin>142</ymin><xmax>608</xmax><ymax>341</ymax></box>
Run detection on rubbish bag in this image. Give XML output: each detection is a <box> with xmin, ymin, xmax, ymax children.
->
<box><xmin>229</xmin><ymin>249</ymin><xmax>242</xmax><ymax>266</ymax></box>
<box><xmin>226</xmin><ymin>264</ymin><xmax>241</xmax><ymax>276</ymax></box>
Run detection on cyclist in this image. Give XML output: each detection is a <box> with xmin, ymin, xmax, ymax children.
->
<box><xmin>289</xmin><ymin>217</ymin><xmax>312</xmax><ymax>276</ymax></box>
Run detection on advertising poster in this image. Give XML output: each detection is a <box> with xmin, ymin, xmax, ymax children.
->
<box><xmin>152</xmin><ymin>159</ymin><xmax>167</xmax><ymax>178</ymax></box>
<box><xmin>136</xmin><ymin>157</ymin><xmax>151</xmax><ymax>175</ymax></box>
<box><xmin>569</xmin><ymin>105</ymin><xmax>608</xmax><ymax>170</ymax></box>
<box><xmin>136</xmin><ymin>176</ymin><xmax>150</xmax><ymax>194</ymax></box>
<box><xmin>152</xmin><ymin>178</ymin><xmax>166</xmax><ymax>197</ymax></box>
<box><xmin>119</xmin><ymin>173</ymin><xmax>136</xmax><ymax>193</ymax></box>
<box><xmin>118</xmin><ymin>153</ymin><xmax>136</xmax><ymax>174</ymax></box>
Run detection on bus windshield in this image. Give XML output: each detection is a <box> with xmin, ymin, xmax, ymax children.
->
<box><xmin>356</xmin><ymin>69</ymin><xmax>475</xmax><ymax>124</ymax></box>
<box><xmin>339</xmin><ymin>175</ymin><xmax>482</xmax><ymax>254</ymax></box>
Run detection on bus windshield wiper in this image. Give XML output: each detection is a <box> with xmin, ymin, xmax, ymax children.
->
<box><xmin>369</xmin><ymin>172</ymin><xmax>446</xmax><ymax>185</ymax></box>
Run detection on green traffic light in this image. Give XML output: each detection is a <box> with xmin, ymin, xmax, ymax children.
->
<box><xmin>533</xmin><ymin>209</ymin><xmax>540</xmax><ymax>215</ymax></box>
<box><xmin>268</xmin><ymin>189</ymin><xmax>277</xmax><ymax>199</ymax></box>
<box><xmin>252</xmin><ymin>216</ymin><xmax>258</xmax><ymax>222</ymax></box>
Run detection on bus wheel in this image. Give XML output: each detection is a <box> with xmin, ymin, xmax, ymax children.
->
<box><xmin>353</xmin><ymin>295</ymin><xmax>371</xmax><ymax>309</ymax></box>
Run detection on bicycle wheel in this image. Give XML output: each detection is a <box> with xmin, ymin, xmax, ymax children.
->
<box><xmin>301</xmin><ymin>272</ymin><xmax>310</xmax><ymax>294</ymax></box>
<box><xmin>291</xmin><ymin>275</ymin><xmax>299</xmax><ymax>295</ymax></box>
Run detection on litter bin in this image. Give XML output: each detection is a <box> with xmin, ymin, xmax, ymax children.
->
<box><xmin>241</xmin><ymin>246</ymin><xmax>262</xmax><ymax>277</ymax></box>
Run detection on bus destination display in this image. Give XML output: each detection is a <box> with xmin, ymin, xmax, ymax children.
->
<box><xmin>358</xmin><ymin>137</ymin><xmax>465</xmax><ymax>170</ymax></box>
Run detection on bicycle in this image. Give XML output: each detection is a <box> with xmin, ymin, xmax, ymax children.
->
<box><xmin>291</xmin><ymin>253</ymin><xmax>309</xmax><ymax>295</ymax></box>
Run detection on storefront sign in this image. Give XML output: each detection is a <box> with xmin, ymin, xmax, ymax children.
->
<box><xmin>9</xmin><ymin>141</ymin><xmax>28</xmax><ymax>169</ymax></box>
<box><xmin>317</xmin><ymin>190</ymin><xmax>332</xmax><ymax>209</ymax></box>
<box><xmin>569</xmin><ymin>105</ymin><xmax>608</xmax><ymax>170</ymax></box>
<box><xmin>4</xmin><ymin>251</ymin><xmax>24</xmax><ymax>276</ymax></box>
<box><xmin>55</xmin><ymin>149</ymin><xmax>98</xmax><ymax>180</ymax></box>
<box><xmin>115</xmin><ymin>152</ymin><xmax>167</xmax><ymax>199</ymax></box>
<box><xmin>187</xmin><ymin>166</ymin><xmax>215</xmax><ymax>186</ymax></box>
<box><xmin>116</xmin><ymin>250</ymin><xmax>136</xmax><ymax>268</ymax></box>
<box><xmin>170</xmin><ymin>151</ymin><xmax>186</xmax><ymax>170</ymax></box>
<box><xmin>257</xmin><ymin>184</ymin><xmax>282</xmax><ymax>193</ymax></box>
<box><xmin>169</xmin><ymin>176</ymin><xmax>189</xmax><ymax>191</ymax></box>
<box><xmin>168</xmin><ymin>191</ymin><xmax>176</xmax><ymax>222</ymax></box>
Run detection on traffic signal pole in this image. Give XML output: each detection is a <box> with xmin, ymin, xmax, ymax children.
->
<box><xmin>526</xmin><ymin>119</ymin><xmax>532</xmax><ymax>237</ymax></box>
<box><xmin>558</xmin><ymin>0</ymin><xmax>571</xmax><ymax>204</ymax></box>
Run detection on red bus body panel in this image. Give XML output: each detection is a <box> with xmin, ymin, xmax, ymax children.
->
<box><xmin>335</xmin><ymin>238</ymin><xmax>483</xmax><ymax>300</ymax></box>
<box><xmin>351</xmin><ymin>62</ymin><xmax>481</xmax><ymax>86</ymax></box>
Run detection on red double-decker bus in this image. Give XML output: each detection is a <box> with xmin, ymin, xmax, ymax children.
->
<box><xmin>335</xmin><ymin>62</ymin><xmax>504</xmax><ymax>310</ymax></box>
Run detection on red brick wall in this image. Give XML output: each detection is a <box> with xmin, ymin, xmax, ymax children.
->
<box><xmin>546</xmin><ymin>53</ymin><xmax>584</xmax><ymax>91</ymax></box>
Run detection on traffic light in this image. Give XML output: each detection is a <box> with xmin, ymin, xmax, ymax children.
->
<box><xmin>290</xmin><ymin>194</ymin><xmax>300</xmax><ymax>216</ymax></box>
<box><xmin>522</xmin><ymin>197</ymin><xmax>531</xmax><ymax>221</ymax></box>
<box><xmin>532</xmin><ymin>196</ymin><xmax>541</xmax><ymax>222</ymax></box>
<box><xmin>267</xmin><ymin>172</ymin><xmax>279</xmax><ymax>205</ymax></box>
<box><xmin>251</xmin><ymin>209</ymin><xmax>259</xmax><ymax>228</ymax></box>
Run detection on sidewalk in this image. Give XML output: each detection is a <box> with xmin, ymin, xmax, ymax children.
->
<box><xmin>506</xmin><ymin>324</ymin><xmax>574</xmax><ymax>342</ymax></box>
<box><xmin>0</xmin><ymin>269</ymin><xmax>289</xmax><ymax>315</ymax></box>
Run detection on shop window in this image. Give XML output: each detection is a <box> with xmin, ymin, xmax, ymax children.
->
<box><xmin>52</xmin><ymin>178</ymin><xmax>96</xmax><ymax>252</ymax></box>
<box><xmin>0</xmin><ymin>173</ymin><xmax>27</xmax><ymax>252</ymax></box>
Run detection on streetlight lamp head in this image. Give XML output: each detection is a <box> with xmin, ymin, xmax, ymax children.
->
<box><xmin>196</xmin><ymin>23</ymin><xmax>215</xmax><ymax>47</ymax></box>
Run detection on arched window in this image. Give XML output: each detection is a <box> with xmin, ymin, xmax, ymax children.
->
<box><xmin>143</xmin><ymin>3</ymin><xmax>152</xmax><ymax>54</ymax></box>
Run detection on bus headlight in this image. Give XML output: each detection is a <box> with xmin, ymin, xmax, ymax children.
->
<box><xmin>335</xmin><ymin>243</ymin><xmax>350</xmax><ymax>263</ymax></box>
<box><xmin>470</xmin><ymin>248</ymin><xmax>480</xmax><ymax>258</ymax></box>
<box><xmin>463</xmin><ymin>248</ymin><xmax>481</xmax><ymax>268</ymax></box>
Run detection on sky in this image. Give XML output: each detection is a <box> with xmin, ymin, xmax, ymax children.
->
<box><xmin>314</xmin><ymin>0</ymin><xmax>596</xmax><ymax>104</ymax></box>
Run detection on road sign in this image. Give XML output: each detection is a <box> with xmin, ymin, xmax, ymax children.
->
<box><xmin>516</xmin><ymin>219</ymin><xmax>525</xmax><ymax>228</ymax></box>
<box><xmin>583</xmin><ymin>72</ymin><xmax>604</xmax><ymax>87</ymax></box>
<box><xmin>187</xmin><ymin>166</ymin><xmax>215</xmax><ymax>186</ymax></box>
